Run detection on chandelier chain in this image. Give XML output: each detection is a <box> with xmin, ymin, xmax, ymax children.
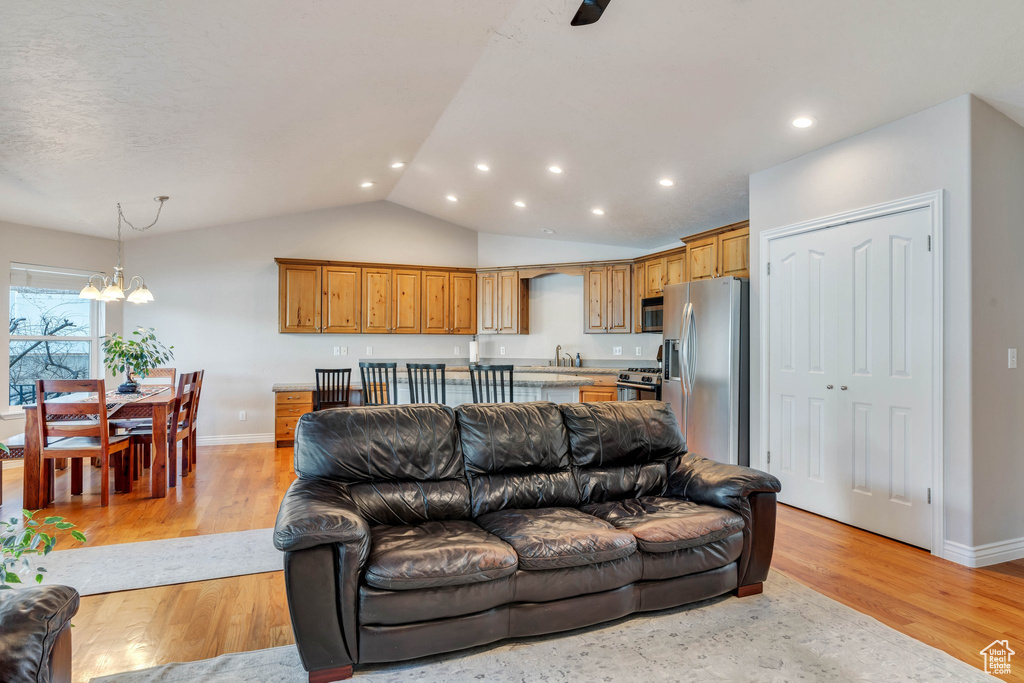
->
<box><xmin>115</xmin><ymin>197</ymin><xmax>168</xmax><ymax>268</ymax></box>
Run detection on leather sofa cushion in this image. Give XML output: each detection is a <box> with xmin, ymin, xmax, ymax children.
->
<box><xmin>560</xmin><ymin>401</ymin><xmax>685</xmax><ymax>468</ymax></box>
<box><xmin>582</xmin><ymin>496</ymin><xmax>744</xmax><ymax>553</ymax></box>
<box><xmin>0</xmin><ymin>584</ymin><xmax>79</xmax><ymax>683</ymax></box>
<box><xmin>364</xmin><ymin>521</ymin><xmax>518</xmax><ymax>591</ymax></box>
<box><xmin>456</xmin><ymin>402</ymin><xmax>579</xmax><ymax>516</ymax></box>
<box><xmin>513</xmin><ymin>554</ymin><xmax>642</xmax><ymax>603</ymax></box>
<box><xmin>359</xmin><ymin>575</ymin><xmax>514</xmax><ymax>626</ymax></box>
<box><xmin>640</xmin><ymin>531</ymin><xmax>744</xmax><ymax>580</ymax></box>
<box><xmin>477</xmin><ymin>507</ymin><xmax>636</xmax><ymax>571</ymax></box>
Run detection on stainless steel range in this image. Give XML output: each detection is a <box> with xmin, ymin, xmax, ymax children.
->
<box><xmin>615</xmin><ymin>367</ymin><xmax>662</xmax><ymax>401</ymax></box>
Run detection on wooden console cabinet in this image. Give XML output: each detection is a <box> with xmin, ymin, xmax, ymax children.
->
<box><xmin>275</xmin><ymin>390</ymin><xmax>313</xmax><ymax>446</ymax></box>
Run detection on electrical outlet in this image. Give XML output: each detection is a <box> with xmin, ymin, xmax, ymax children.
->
<box><xmin>613</xmin><ymin>346</ymin><xmax>623</xmax><ymax>356</ymax></box>
<box><xmin>500</xmin><ymin>346</ymin><xmax>506</xmax><ymax>355</ymax></box>
<box><xmin>333</xmin><ymin>346</ymin><xmax>340</xmax><ymax>356</ymax></box>
<box><xmin>635</xmin><ymin>346</ymin><xmax>643</xmax><ymax>356</ymax></box>
<box><xmin>454</xmin><ymin>346</ymin><xmax>461</xmax><ymax>355</ymax></box>
<box><xmin>366</xmin><ymin>346</ymin><xmax>373</xmax><ymax>356</ymax></box>
<box><xmin>339</xmin><ymin>346</ymin><xmax>347</xmax><ymax>356</ymax></box>
<box><xmin>239</xmin><ymin>411</ymin><xmax>246</xmax><ymax>421</ymax></box>
<box><xmin>1010</xmin><ymin>348</ymin><xmax>1018</xmax><ymax>369</ymax></box>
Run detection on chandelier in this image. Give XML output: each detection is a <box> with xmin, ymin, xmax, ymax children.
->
<box><xmin>79</xmin><ymin>196</ymin><xmax>168</xmax><ymax>304</ymax></box>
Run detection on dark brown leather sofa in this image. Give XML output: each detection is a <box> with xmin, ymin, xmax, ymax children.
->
<box><xmin>274</xmin><ymin>400</ymin><xmax>781</xmax><ymax>682</ymax></box>
<box><xmin>0</xmin><ymin>584</ymin><xmax>79</xmax><ymax>683</ymax></box>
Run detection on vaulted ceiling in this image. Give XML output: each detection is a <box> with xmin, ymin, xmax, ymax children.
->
<box><xmin>3</xmin><ymin>0</ymin><xmax>1024</xmax><ymax>247</ymax></box>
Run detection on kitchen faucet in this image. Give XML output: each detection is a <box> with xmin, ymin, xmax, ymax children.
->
<box><xmin>555</xmin><ymin>344</ymin><xmax>562</xmax><ymax>366</ymax></box>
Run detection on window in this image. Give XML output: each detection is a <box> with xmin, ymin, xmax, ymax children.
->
<box><xmin>8</xmin><ymin>264</ymin><xmax>103</xmax><ymax>407</ymax></box>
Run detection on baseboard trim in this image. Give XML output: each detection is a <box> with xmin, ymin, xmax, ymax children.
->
<box><xmin>943</xmin><ymin>537</ymin><xmax>1024</xmax><ymax>568</ymax></box>
<box><xmin>196</xmin><ymin>433</ymin><xmax>275</xmax><ymax>446</ymax></box>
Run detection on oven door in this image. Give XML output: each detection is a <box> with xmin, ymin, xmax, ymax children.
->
<box><xmin>616</xmin><ymin>382</ymin><xmax>658</xmax><ymax>401</ymax></box>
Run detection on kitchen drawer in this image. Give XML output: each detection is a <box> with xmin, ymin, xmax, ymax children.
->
<box><xmin>275</xmin><ymin>416</ymin><xmax>301</xmax><ymax>440</ymax></box>
<box><xmin>276</xmin><ymin>390</ymin><xmax>313</xmax><ymax>405</ymax></box>
<box><xmin>276</xmin><ymin>402</ymin><xmax>312</xmax><ymax>418</ymax></box>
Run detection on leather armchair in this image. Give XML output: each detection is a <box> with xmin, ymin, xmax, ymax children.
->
<box><xmin>0</xmin><ymin>584</ymin><xmax>79</xmax><ymax>683</ymax></box>
<box><xmin>667</xmin><ymin>452</ymin><xmax>782</xmax><ymax>593</ymax></box>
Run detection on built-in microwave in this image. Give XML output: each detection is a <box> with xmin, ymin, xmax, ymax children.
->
<box><xmin>640</xmin><ymin>296</ymin><xmax>663</xmax><ymax>333</ymax></box>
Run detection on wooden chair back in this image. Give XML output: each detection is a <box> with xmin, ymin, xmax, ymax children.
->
<box><xmin>469</xmin><ymin>364</ymin><xmax>515</xmax><ymax>404</ymax></box>
<box><xmin>140</xmin><ymin>367</ymin><xmax>176</xmax><ymax>386</ymax></box>
<box><xmin>34</xmin><ymin>379</ymin><xmax>109</xmax><ymax>449</ymax></box>
<box><xmin>314</xmin><ymin>368</ymin><xmax>352</xmax><ymax>410</ymax></box>
<box><xmin>406</xmin><ymin>364</ymin><xmax>446</xmax><ymax>404</ymax></box>
<box><xmin>189</xmin><ymin>369</ymin><xmax>205</xmax><ymax>428</ymax></box>
<box><xmin>359</xmin><ymin>362</ymin><xmax>398</xmax><ymax>406</ymax></box>
<box><xmin>171</xmin><ymin>371</ymin><xmax>198</xmax><ymax>432</ymax></box>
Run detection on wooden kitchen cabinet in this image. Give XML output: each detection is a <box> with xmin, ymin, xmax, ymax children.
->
<box><xmin>275</xmin><ymin>390</ymin><xmax>313</xmax><ymax>446</ymax></box>
<box><xmin>579</xmin><ymin>385</ymin><xmax>618</xmax><ymax>402</ymax></box>
<box><xmin>360</xmin><ymin>267</ymin><xmax>421</xmax><ymax>334</ymax></box>
<box><xmin>644</xmin><ymin>258</ymin><xmax>666</xmax><ymax>296</ymax></box>
<box><xmin>478</xmin><ymin>270</ymin><xmax>529</xmax><ymax>334</ymax></box>
<box><xmin>423</xmin><ymin>270</ymin><xmax>477</xmax><ymax>335</ymax></box>
<box><xmin>362</xmin><ymin>268</ymin><xmax>392</xmax><ymax>333</ymax></box>
<box><xmin>718</xmin><ymin>225</ymin><xmax>750</xmax><ymax>278</ymax></box>
<box><xmin>665</xmin><ymin>251</ymin><xmax>686</xmax><ymax>287</ymax></box>
<box><xmin>687</xmin><ymin>236</ymin><xmax>718</xmax><ymax>280</ymax></box>
<box><xmin>391</xmin><ymin>269</ymin><xmax>421</xmax><ymax>334</ymax></box>
<box><xmin>278</xmin><ymin>263</ymin><xmax>321</xmax><ymax>333</ymax></box>
<box><xmin>583</xmin><ymin>264</ymin><xmax>632</xmax><ymax>334</ymax></box>
<box><xmin>680</xmin><ymin>220</ymin><xmax>750</xmax><ymax>280</ymax></box>
<box><xmin>322</xmin><ymin>266</ymin><xmax>361</xmax><ymax>334</ymax></box>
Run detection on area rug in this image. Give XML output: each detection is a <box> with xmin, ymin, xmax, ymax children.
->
<box><xmin>34</xmin><ymin>528</ymin><xmax>280</xmax><ymax>596</ymax></box>
<box><xmin>92</xmin><ymin>570</ymin><xmax>989</xmax><ymax>682</ymax></box>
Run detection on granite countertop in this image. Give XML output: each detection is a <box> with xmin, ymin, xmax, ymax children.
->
<box><xmin>444</xmin><ymin>365</ymin><xmax>622</xmax><ymax>375</ymax></box>
<box><xmin>273</xmin><ymin>371</ymin><xmax>596</xmax><ymax>393</ymax></box>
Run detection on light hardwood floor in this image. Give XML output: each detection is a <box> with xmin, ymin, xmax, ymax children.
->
<box><xmin>2</xmin><ymin>446</ymin><xmax>1022</xmax><ymax>682</ymax></box>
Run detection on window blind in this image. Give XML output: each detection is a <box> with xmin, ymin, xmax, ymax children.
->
<box><xmin>10</xmin><ymin>263</ymin><xmax>92</xmax><ymax>291</ymax></box>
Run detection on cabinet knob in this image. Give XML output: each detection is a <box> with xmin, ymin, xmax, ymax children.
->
<box><xmin>826</xmin><ymin>384</ymin><xmax>833</xmax><ymax>390</ymax></box>
<box><xmin>840</xmin><ymin>386</ymin><xmax>848</xmax><ymax>391</ymax></box>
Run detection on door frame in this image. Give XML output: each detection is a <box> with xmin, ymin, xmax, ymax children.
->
<box><xmin>758</xmin><ymin>190</ymin><xmax>945</xmax><ymax>555</ymax></box>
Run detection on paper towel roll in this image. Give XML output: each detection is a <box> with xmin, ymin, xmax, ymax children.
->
<box><xmin>469</xmin><ymin>340</ymin><xmax>480</xmax><ymax>363</ymax></box>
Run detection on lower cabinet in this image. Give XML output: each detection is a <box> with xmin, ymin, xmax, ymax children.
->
<box><xmin>579</xmin><ymin>385</ymin><xmax>618</xmax><ymax>402</ymax></box>
<box><xmin>275</xmin><ymin>391</ymin><xmax>313</xmax><ymax>446</ymax></box>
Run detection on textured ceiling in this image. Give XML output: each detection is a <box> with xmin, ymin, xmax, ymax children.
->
<box><xmin>2</xmin><ymin>0</ymin><xmax>1024</xmax><ymax>247</ymax></box>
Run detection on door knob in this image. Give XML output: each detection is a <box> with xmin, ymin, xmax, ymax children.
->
<box><xmin>826</xmin><ymin>384</ymin><xmax>834</xmax><ymax>390</ymax></box>
<box><xmin>840</xmin><ymin>385</ymin><xmax>848</xmax><ymax>391</ymax></box>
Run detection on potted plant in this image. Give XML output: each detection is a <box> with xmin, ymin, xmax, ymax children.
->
<box><xmin>2</xmin><ymin>510</ymin><xmax>86</xmax><ymax>588</ymax></box>
<box><xmin>102</xmin><ymin>327</ymin><xmax>174</xmax><ymax>394</ymax></box>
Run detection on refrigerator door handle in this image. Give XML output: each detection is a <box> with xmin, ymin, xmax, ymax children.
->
<box><xmin>686</xmin><ymin>305</ymin><xmax>698</xmax><ymax>393</ymax></box>
<box><xmin>680</xmin><ymin>303</ymin><xmax>691</xmax><ymax>395</ymax></box>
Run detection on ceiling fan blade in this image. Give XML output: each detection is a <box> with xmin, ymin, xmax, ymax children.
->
<box><xmin>571</xmin><ymin>0</ymin><xmax>612</xmax><ymax>26</ymax></box>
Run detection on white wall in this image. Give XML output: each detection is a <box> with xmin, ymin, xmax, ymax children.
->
<box><xmin>969</xmin><ymin>98</ymin><xmax>1024</xmax><ymax>550</ymax></box>
<box><xmin>749</xmin><ymin>96</ymin><xmax>974</xmax><ymax>549</ymax></box>
<box><xmin>1</xmin><ymin>220</ymin><xmax>124</xmax><ymax>441</ymax></box>
<box><xmin>122</xmin><ymin>201</ymin><xmax>479</xmax><ymax>442</ymax></box>
<box><xmin>477</xmin><ymin>232</ymin><xmax>651</xmax><ymax>267</ymax></box>
<box><xmin>476</xmin><ymin>273</ymin><xmax>660</xmax><ymax>364</ymax></box>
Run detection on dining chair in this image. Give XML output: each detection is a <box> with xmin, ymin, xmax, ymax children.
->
<box><xmin>186</xmin><ymin>369</ymin><xmax>204</xmax><ymax>475</ymax></box>
<box><xmin>139</xmin><ymin>367</ymin><xmax>176</xmax><ymax>386</ymax></box>
<box><xmin>406</xmin><ymin>363</ymin><xmax>446</xmax><ymax>404</ymax></box>
<box><xmin>128</xmin><ymin>371</ymin><xmax>197</xmax><ymax>489</ymax></box>
<box><xmin>314</xmin><ymin>368</ymin><xmax>352</xmax><ymax>410</ymax></box>
<box><xmin>34</xmin><ymin>379</ymin><xmax>131</xmax><ymax>507</ymax></box>
<box><xmin>359</xmin><ymin>362</ymin><xmax>398</xmax><ymax>406</ymax></box>
<box><xmin>468</xmin><ymin>364</ymin><xmax>515</xmax><ymax>404</ymax></box>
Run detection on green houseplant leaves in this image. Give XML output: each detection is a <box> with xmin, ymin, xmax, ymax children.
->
<box><xmin>1</xmin><ymin>510</ymin><xmax>87</xmax><ymax>588</ymax></box>
<box><xmin>102</xmin><ymin>327</ymin><xmax>174</xmax><ymax>386</ymax></box>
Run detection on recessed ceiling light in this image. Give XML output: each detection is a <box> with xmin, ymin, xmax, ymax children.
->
<box><xmin>390</xmin><ymin>162</ymin><xmax>405</xmax><ymax>169</ymax></box>
<box><xmin>360</xmin><ymin>181</ymin><xmax>375</xmax><ymax>188</ymax></box>
<box><xmin>659</xmin><ymin>178</ymin><xmax>674</xmax><ymax>187</ymax></box>
<box><xmin>541</xmin><ymin>228</ymin><xmax>555</xmax><ymax>234</ymax></box>
<box><xmin>791</xmin><ymin>116</ymin><xmax>817</xmax><ymax>129</ymax></box>
<box><xmin>514</xmin><ymin>200</ymin><xmax>526</xmax><ymax>208</ymax></box>
<box><xmin>476</xmin><ymin>163</ymin><xmax>490</xmax><ymax>172</ymax></box>
<box><xmin>548</xmin><ymin>165</ymin><xmax>563</xmax><ymax>174</ymax></box>
<box><xmin>446</xmin><ymin>195</ymin><xmax>458</xmax><ymax>202</ymax></box>
<box><xmin>592</xmin><ymin>208</ymin><xmax>605</xmax><ymax>216</ymax></box>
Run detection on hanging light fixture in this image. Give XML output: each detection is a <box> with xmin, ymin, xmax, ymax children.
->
<box><xmin>81</xmin><ymin>196</ymin><xmax>168</xmax><ymax>304</ymax></box>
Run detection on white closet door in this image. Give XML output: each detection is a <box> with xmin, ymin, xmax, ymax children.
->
<box><xmin>834</xmin><ymin>208</ymin><xmax>933</xmax><ymax>549</ymax></box>
<box><xmin>768</xmin><ymin>207</ymin><xmax>934</xmax><ymax>549</ymax></box>
<box><xmin>768</xmin><ymin>225</ymin><xmax>842</xmax><ymax>520</ymax></box>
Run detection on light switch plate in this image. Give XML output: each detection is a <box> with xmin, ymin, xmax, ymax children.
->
<box><xmin>333</xmin><ymin>346</ymin><xmax>340</xmax><ymax>356</ymax></box>
<box><xmin>339</xmin><ymin>346</ymin><xmax>348</xmax><ymax>356</ymax></box>
<box><xmin>635</xmin><ymin>346</ymin><xmax>643</xmax><ymax>356</ymax></box>
<box><xmin>366</xmin><ymin>346</ymin><xmax>373</xmax><ymax>356</ymax></box>
<box><xmin>454</xmin><ymin>346</ymin><xmax>461</xmax><ymax>355</ymax></box>
<box><xmin>613</xmin><ymin>346</ymin><xmax>623</xmax><ymax>356</ymax></box>
<box><xmin>500</xmin><ymin>346</ymin><xmax>506</xmax><ymax>355</ymax></box>
<box><xmin>239</xmin><ymin>411</ymin><xmax>246</xmax><ymax>421</ymax></box>
<box><xmin>1010</xmin><ymin>348</ymin><xmax>1017</xmax><ymax>369</ymax></box>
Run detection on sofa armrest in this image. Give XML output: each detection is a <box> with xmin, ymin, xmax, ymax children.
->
<box><xmin>274</xmin><ymin>478</ymin><xmax>371</xmax><ymax>558</ymax></box>
<box><xmin>0</xmin><ymin>584</ymin><xmax>79</xmax><ymax>683</ymax></box>
<box><xmin>667</xmin><ymin>453</ymin><xmax>781</xmax><ymax>590</ymax></box>
<box><xmin>666</xmin><ymin>453</ymin><xmax>781</xmax><ymax>511</ymax></box>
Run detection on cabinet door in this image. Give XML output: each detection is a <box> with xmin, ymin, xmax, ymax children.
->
<box><xmin>478</xmin><ymin>272</ymin><xmax>498</xmax><ymax>333</ymax></box>
<box><xmin>391</xmin><ymin>269</ymin><xmax>421</xmax><ymax>334</ymax></box>
<box><xmin>688</xmin><ymin>237</ymin><xmax>717</xmax><ymax>280</ymax></box>
<box><xmin>665</xmin><ymin>251</ymin><xmax>687</xmax><ymax>285</ymax></box>
<box><xmin>645</xmin><ymin>258</ymin><xmax>666</xmax><ymax>295</ymax></box>
<box><xmin>606</xmin><ymin>264</ymin><xmax>632</xmax><ymax>333</ymax></box>
<box><xmin>634</xmin><ymin>262</ymin><xmax>646</xmax><ymax>332</ymax></box>
<box><xmin>362</xmin><ymin>268</ymin><xmax>391</xmax><ymax>333</ymax></box>
<box><xmin>449</xmin><ymin>272</ymin><xmax>477</xmax><ymax>335</ymax></box>
<box><xmin>421</xmin><ymin>271</ymin><xmax>449</xmax><ymax>334</ymax></box>
<box><xmin>279</xmin><ymin>264</ymin><xmax>321</xmax><ymax>333</ymax></box>
<box><xmin>580</xmin><ymin>386</ymin><xmax>618</xmax><ymax>403</ymax></box>
<box><xmin>322</xmin><ymin>266</ymin><xmax>361</xmax><ymax>334</ymax></box>
<box><xmin>719</xmin><ymin>226</ymin><xmax>750</xmax><ymax>278</ymax></box>
<box><xmin>497</xmin><ymin>271</ymin><xmax>519</xmax><ymax>334</ymax></box>
<box><xmin>583</xmin><ymin>267</ymin><xmax>607</xmax><ymax>333</ymax></box>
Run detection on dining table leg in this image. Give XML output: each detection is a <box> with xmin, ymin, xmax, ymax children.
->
<box><xmin>151</xmin><ymin>403</ymin><xmax>168</xmax><ymax>498</ymax></box>
<box><xmin>23</xmin><ymin>406</ymin><xmax>42</xmax><ymax>509</ymax></box>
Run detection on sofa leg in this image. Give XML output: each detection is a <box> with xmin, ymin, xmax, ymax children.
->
<box><xmin>48</xmin><ymin>624</ymin><xmax>73</xmax><ymax>683</ymax></box>
<box><xmin>735</xmin><ymin>582</ymin><xmax>763</xmax><ymax>597</ymax></box>
<box><xmin>309</xmin><ymin>665</ymin><xmax>353</xmax><ymax>682</ymax></box>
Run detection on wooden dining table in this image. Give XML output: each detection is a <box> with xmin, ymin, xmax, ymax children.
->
<box><xmin>22</xmin><ymin>389</ymin><xmax>178</xmax><ymax>509</ymax></box>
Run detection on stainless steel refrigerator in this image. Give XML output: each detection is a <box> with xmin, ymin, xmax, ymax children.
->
<box><xmin>662</xmin><ymin>279</ymin><xmax>749</xmax><ymax>466</ymax></box>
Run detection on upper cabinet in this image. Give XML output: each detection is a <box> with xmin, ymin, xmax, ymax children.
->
<box><xmin>585</xmin><ymin>264</ymin><xmax>632</xmax><ymax>334</ymax></box>
<box><xmin>478</xmin><ymin>270</ymin><xmax>529</xmax><ymax>334</ymax></box>
<box><xmin>687</xmin><ymin>236</ymin><xmax>717</xmax><ymax>280</ymax></box>
<box><xmin>718</xmin><ymin>224</ymin><xmax>750</xmax><ymax>278</ymax></box>
<box><xmin>276</xmin><ymin>259</ymin><xmax>474</xmax><ymax>335</ymax></box>
<box><xmin>684</xmin><ymin>221</ymin><xmax>750</xmax><ymax>280</ymax></box>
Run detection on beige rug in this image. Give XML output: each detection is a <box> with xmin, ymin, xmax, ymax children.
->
<box><xmin>93</xmin><ymin>570</ymin><xmax>989</xmax><ymax>681</ymax></box>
